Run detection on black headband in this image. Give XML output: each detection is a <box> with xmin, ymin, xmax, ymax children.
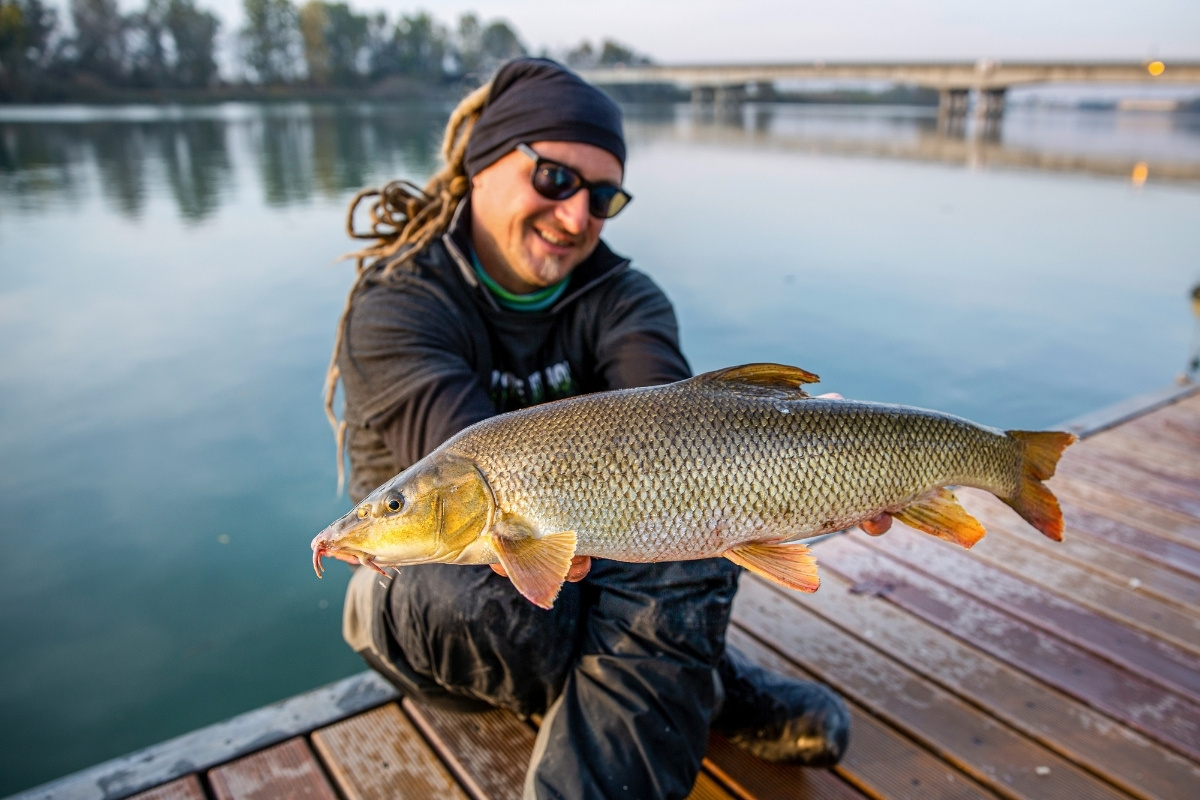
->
<box><xmin>464</xmin><ymin>58</ymin><xmax>626</xmax><ymax>180</ymax></box>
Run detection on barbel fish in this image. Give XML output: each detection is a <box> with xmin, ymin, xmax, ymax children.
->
<box><xmin>312</xmin><ymin>364</ymin><xmax>1075</xmax><ymax>608</ymax></box>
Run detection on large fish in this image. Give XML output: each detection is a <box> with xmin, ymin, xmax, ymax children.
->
<box><xmin>312</xmin><ymin>364</ymin><xmax>1075</xmax><ymax>608</ymax></box>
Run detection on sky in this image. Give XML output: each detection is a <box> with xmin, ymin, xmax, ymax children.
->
<box><xmin>113</xmin><ymin>0</ymin><xmax>1200</xmax><ymax>63</ymax></box>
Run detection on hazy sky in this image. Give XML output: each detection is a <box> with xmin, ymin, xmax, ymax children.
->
<box><xmin>151</xmin><ymin>0</ymin><xmax>1199</xmax><ymax>62</ymax></box>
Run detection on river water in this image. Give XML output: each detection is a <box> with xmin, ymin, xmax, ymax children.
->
<box><xmin>1</xmin><ymin>99</ymin><xmax>1198</xmax><ymax>794</ymax></box>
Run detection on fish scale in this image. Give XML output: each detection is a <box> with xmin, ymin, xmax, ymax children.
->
<box><xmin>448</xmin><ymin>377</ymin><xmax>1020</xmax><ymax>561</ymax></box>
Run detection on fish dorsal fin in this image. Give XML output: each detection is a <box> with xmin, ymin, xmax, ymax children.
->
<box><xmin>891</xmin><ymin>487</ymin><xmax>987</xmax><ymax>549</ymax></box>
<box><xmin>697</xmin><ymin>363</ymin><xmax>821</xmax><ymax>394</ymax></box>
<box><xmin>724</xmin><ymin>541</ymin><xmax>820</xmax><ymax>593</ymax></box>
<box><xmin>491</xmin><ymin>518</ymin><xmax>576</xmax><ymax>609</ymax></box>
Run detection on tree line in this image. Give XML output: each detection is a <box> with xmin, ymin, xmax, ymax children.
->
<box><xmin>0</xmin><ymin>0</ymin><xmax>651</xmax><ymax>101</ymax></box>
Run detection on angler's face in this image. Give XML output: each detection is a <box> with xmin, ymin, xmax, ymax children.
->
<box><xmin>470</xmin><ymin>141</ymin><xmax>623</xmax><ymax>294</ymax></box>
<box><xmin>311</xmin><ymin>455</ymin><xmax>492</xmax><ymax>575</ymax></box>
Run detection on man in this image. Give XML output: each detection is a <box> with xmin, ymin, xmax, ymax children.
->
<box><xmin>329</xmin><ymin>57</ymin><xmax>850</xmax><ymax>799</ymax></box>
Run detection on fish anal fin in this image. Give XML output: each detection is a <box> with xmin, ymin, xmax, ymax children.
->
<box><xmin>892</xmin><ymin>487</ymin><xmax>987</xmax><ymax>549</ymax></box>
<box><xmin>491</xmin><ymin>520</ymin><xmax>576</xmax><ymax>609</ymax></box>
<box><xmin>1002</xmin><ymin>430</ymin><xmax>1076</xmax><ymax>541</ymax></box>
<box><xmin>725</xmin><ymin>541</ymin><xmax>820</xmax><ymax>593</ymax></box>
<box><xmin>699</xmin><ymin>363</ymin><xmax>820</xmax><ymax>393</ymax></box>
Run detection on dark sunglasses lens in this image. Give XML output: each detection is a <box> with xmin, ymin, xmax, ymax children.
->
<box><xmin>533</xmin><ymin>164</ymin><xmax>581</xmax><ymax>200</ymax></box>
<box><xmin>590</xmin><ymin>186</ymin><xmax>631</xmax><ymax>219</ymax></box>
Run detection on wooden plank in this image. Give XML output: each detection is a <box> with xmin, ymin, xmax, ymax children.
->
<box><xmin>790</xmin><ymin>567</ymin><xmax>1200</xmax><ymax>800</ymax></box>
<box><xmin>816</xmin><ymin>535</ymin><xmax>1200</xmax><ymax>762</ymax></box>
<box><xmin>855</xmin><ymin>526</ymin><xmax>1200</xmax><ymax>703</ymax></box>
<box><xmin>686</xmin><ymin>772</ymin><xmax>739</xmax><ymax>800</ymax></box>
<box><xmin>126</xmin><ymin>775</ymin><xmax>206</xmax><ymax>800</ymax></box>
<box><xmin>1058</xmin><ymin>453</ymin><xmax>1200</xmax><ymax>523</ymax></box>
<box><xmin>9</xmin><ymin>671</ymin><xmax>399</xmax><ymax>800</ymax></box>
<box><xmin>726</xmin><ymin>628</ymin><xmax>1000</xmax><ymax>800</ymax></box>
<box><xmin>1056</xmin><ymin>495</ymin><xmax>1200</xmax><ymax>580</ymax></box>
<box><xmin>960</xmin><ymin>489</ymin><xmax>1200</xmax><ymax>613</ymax></box>
<box><xmin>1057</xmin><ymin>383</ymin><xmax>1200</xmax><ymax>439</ymax></box>
<box><xmin>958</xmin><ymin>518</ymin><xmax>1200</xmax><ymax>653</ymax></box>
<box><xmin>207</xmin><ymin>737</ymin><xmax>338</xmax><ymax>800</ymax></box>
<box><xmin>702</xmin><ymin>733</ymin><xmax>868</xmax><ymax>800</ymax></box>
<box><xmin>311</xmin><ymin>703</ymin><xmax>468</xmax><ymax>800</ymax></box>
<box><xmin>1056</xmin><ymin>477</ymin><xmax>1200</xmax><ymax>552</ymax></box>
<box><xmin>731</xmin><ymin>584</ymin><xmax>1133</xmax><ymax>800</ymax></box>
<box><xmin>402</xmin><ymin>698</ymin><xmax>535</xmax><ymax>800</ymax></box>
<box><xmin>1090</xmin><ymin>427</ymin><xmax>1200</xmax><ymax>483</ymax></box>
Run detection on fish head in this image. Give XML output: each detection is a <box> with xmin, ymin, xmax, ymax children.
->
<box><xmin>311</xmin><ymin>453</ymin><xmax>493</xmax><ymax>577</ymax></box>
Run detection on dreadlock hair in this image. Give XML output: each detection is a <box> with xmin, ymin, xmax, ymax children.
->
<box><xmin>324</xmin><ymin>81</ymin><xmax>492</xmax><ymax>494</ymax></box>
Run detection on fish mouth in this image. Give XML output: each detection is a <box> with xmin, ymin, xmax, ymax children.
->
<box><xmin>311</xmin><ymin>539</ymin><xmax>387</xmax><ymax>578</ymax></box>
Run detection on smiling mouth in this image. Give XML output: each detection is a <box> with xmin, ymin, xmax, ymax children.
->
<box><xmin>536</xmin><ymin>228</ymin><xmax>576</xmax><ymax>248</ymax></box>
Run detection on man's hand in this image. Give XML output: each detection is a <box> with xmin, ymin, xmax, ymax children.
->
<box><xmin>859</xmin><ymin>512</ymin><xmax>893</xmax><ymax>536</ymax></box>
<box><xmin>491</xmin><ymin>556</ymin><xmax>592</xmax><ymax>582</ymax></box>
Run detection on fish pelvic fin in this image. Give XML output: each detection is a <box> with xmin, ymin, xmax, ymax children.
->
<box><xmin>1001</xmin><ymin>430</ymin><xmax>1077</xmax><ymax>541</ymax></box>
<box><xmin>491</xmin><ymin>520</ymin><xmax>576</xmax><ymax>610</ymax></box>
<box><xmin>892</xmin><ymin>487</ymin><xmax>987</xmax><ymax>548</ymax></box>
<box><xmin>699</xmin><ymin>363</ymin><xmax>820</xmax><ymax>394</ymax></box>
<box><xmin>725</xmin><ymin>542</ymin><xmax>820</xmax><ymax>593</ymax></box>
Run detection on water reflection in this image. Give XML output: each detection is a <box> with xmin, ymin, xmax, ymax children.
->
<box><xmin>3</xmin><ymin>101</ymin><xmax>1199</xmax><ymax>225</ymax></box>
<box><xmin>627</xmin><ymin>102</ymin><xmax>1200</xmax><ymax>185</ymax></box>
<box><xmin>0</xmin><ymin>102</ymin><xmax>449</xmax><ymax>221</ymax></box>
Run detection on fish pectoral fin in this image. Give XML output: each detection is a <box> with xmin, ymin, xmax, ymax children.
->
<box><xmin>491</xmin><ymin>524</ymin><xmax>577</xmax><ymax>610</ymax></box>
<box><xmin>891</xmin><ymin>487</ymin><xmax>987</xmax><ymax>548</ymax></box>
<box><xmin>724</xmin><ymin>542</ymin><xmax>820</xmax><ymax>593</ymax></box>
<box><xmin>698</xmin><ymin>363</ymin><xmax>820</xmax><ymax>395</ymax></box>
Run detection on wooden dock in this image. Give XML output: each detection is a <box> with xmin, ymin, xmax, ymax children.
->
<box><xmin>14</xmin><ymin>384</ymin><xmax>1200</xmax><ymax>800</ymax></box>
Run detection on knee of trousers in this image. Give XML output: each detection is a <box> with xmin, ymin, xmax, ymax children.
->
<box><xmin>387</xmin><ymin>563</ymin><xmax>583</xmax><ymax>717</ymax></box>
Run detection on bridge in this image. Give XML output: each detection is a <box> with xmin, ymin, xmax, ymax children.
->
<box><xmin>579</xmin><ymin>60</ymin><xmax>1200</xmax><ymax>119</ymax></box>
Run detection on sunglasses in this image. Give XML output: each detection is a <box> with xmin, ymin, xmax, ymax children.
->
<box><xmin>516</xmin><ymin>143</ymin><xmax>633</xmax><ymax>219</ymax></box>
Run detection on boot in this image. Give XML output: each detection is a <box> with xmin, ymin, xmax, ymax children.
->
<box><xmin>711</xmin><ymin>646</ymin><xmax>850</xmax><ymax>767</ymax></box>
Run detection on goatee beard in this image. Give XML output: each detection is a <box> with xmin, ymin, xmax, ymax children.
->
<box><xmin>533</xmin><ymin>254</ymin><xmax>564</xmax><ymax>285</ymax></box>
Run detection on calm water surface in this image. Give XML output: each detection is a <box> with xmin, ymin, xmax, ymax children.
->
<box><xmin>1</xmin><ymin>100</ymin><xmax>1198</xmax><ymax>794</ymax></box>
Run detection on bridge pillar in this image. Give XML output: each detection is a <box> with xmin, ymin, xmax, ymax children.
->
<box><xmin>749</xmin><ymin>81</ymin><xmax>776</xmax><ymax>102</ymax></box>
<box><xmin>938</xmin><ymin>88</ymin><xmax>970</xmax><ymax>118</ymax></box>
<box><xmin>713</xmin><ymin>83</ymin><xmax>748</xmax><ymax>111</ymax></box>
<box><xmin>691</xmin><ymin>84</ymin><xmax>748</xmax><ymax>111</ymax></box>
<box><xmin>690</xmin><ymin>85</ymin><xmax>716</xmax><ymax>106</ymax></box>
<box><xmin>976</xmin><ymin>88</ymin><xmax>1007</xmax><ymax>120</ymax></box>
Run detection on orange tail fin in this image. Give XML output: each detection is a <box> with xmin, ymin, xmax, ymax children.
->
<box><xmin>1002</xmin><ymin>430</ymin><xmax>1076</xmax><ymax>541</ymax></box>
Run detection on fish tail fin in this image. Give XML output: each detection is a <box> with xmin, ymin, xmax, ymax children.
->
<box><xmin>1001</xmin><ymin>430</ymin><xmax>1076</xmax><ymax>541</ymax></box>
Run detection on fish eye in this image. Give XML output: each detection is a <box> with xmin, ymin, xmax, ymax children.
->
<box><xmin>385</xmin><ymin>495</ymin><xmax>403</xmax><ymax>513</ymax></box>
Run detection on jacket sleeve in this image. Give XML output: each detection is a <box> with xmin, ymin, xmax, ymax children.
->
<box><xmin>591</xmin><ymin>269</ymin><xmax>692</xmax><ymax>390</ymax></box>
<box><xmin>340</xmin><ymin>276</ymin><xmax>495</xmax><ymax>471</ymax></box>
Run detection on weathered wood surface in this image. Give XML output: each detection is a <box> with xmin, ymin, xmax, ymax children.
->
<box><xmin>124</xmin><ymin>777</ymin><xmax>205</xmax><ymax>800</ymax></box>
<box><xmin>818</xmin><ymin>534</ymin><xmax>1200</xmax><ymax>761</ymax></box>
<box><xmin>402</xmin><ymin>698</ymin><xmax>536</xmax><ymax>800</ymax></box>
<box><xmin>311</xmin><ymin>703</ymin><xmax>468</xmax><ymax>800</ymax></box>
<box><xmin>7</xmin><ymin>672</ymin><xmax>398</xmax><ymax>800</ymax></box>
<box><xmin>702</xmin><ymin>732</ymin><xmax>868</xmax><ymax>800</ymax></box>
<box><xmin>207</xmin><ymin>738</ymin><xmax>337</xmax><ymax>800</ymax></box>
<box><xmin>727</xmin><ymin>628</ymin><xmax>999</xmax><ymax>800</ymax></box>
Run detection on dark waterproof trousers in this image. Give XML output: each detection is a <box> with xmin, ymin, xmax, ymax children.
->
<box><xmin>376</xmin><ymin>557</ymin><xmax>742</xmax><ymax>800</ymax></box>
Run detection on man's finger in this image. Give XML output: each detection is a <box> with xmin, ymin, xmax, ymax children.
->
<box><xmin>859</xmin><ymin>512</ymin><xmax>893</xmax><ymax>536</ymax></box>
<box><xmin>566</xmin><ymin>555</ymin><xmax>591</xmax><ymax>582</ymax></box>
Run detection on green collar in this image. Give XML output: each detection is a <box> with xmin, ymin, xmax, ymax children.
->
<box><xmin>470</xmin><ymin>248</ymin><xmax>568</xmax><ymax>312</ymax></box>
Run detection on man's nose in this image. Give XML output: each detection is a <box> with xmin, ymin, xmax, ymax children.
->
<box><xmin>554</xmin><ymin>190</ymin><xmax>591</xmax><ymax>234</ymax></box>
